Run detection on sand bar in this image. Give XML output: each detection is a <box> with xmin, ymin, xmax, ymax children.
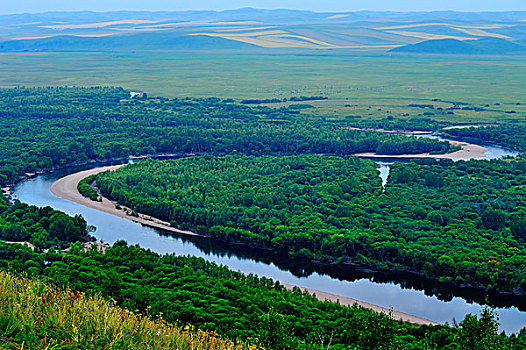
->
<box><xmin>353</xmin><ymin>141</ymin><xmax>488</xmax><ymax>160</ymax></box>
<box><xmin>282</xmin><ymin>283</ymin><xmax>439</xmax><ymax>326</ymax></box>
<box><xmin>50</xmin><ymin>165</ymin><xmax>201</xmax><ymax>237</ymax></box>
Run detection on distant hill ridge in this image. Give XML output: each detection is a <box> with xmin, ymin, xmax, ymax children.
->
<box><xmin>1</xmin><ymin>9</ymin><xmax>526</xmax><ymax>51</ymax></box>
<box><xmin>0</xmin><ymin>32</ymin><xmax>255</xmax><ymax>51</ymax></box>
<box><xmin>2</xmin><ymin>9</ymin><xmax>526</xmax><ymax>25</ymax></box>
<box><xmin>390</xmin><ymin>38</ymin><xmax>526</xmax><ymax>55</ymax></box>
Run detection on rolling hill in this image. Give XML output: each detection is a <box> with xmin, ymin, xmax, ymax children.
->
<box><xmin>0</xmin><ymin>9</ymin><xmax>525</xmax><ymax>51</ymax></box>
<box><xmin>0</xmin><ymin>32</ymin><xmax>254</xmax><ymax>51</ymax></box>
<box><xmin>390</xmin><ymin>37</ymin><xmax>526</xmax><ymax>54</ymax></box>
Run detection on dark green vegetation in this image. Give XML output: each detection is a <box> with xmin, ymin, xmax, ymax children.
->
<box><xmin>0</xmin><ymin>8</ymin><xmax>525</xmax><ymax>347</ymax></box>
<box><xmin>391</xmin><ymin>38</ymin><xmax>526</xmax><ymax>55</ymax></box>
<box><xmin>444</xmin><ymin>125</ymin><xmax>526</xmax><ymax>151</ymax></box>
<box><xmin>348</xmin><ymin>117</ymin><xmax>447</xmax><ymax>132</ymax></box>
<box><xmin>78</xmin><ymin>175</ymin><xmax>101</xmax><ymax>202</ymax></box>
<box><xmin>0</xmin><ymin>196</ymin><xmax>88</xmax><ymax>249</ymax></box>
<box><xmin>0</xmin><ymin>87</ymin><xmax>455</xmax><ymax>185</ymax></box>
<box><xmin>95</xmin><ymin>155</ymin><xmax>526</xmax><ymax>294</ymax></box>
<box><xmin>2</xmin><ymin>241</ymin><xmax>525</xmax><ymax>349</ymax></box>
<box><xmin>0</xmin><ymin>85</ymin><xmax>524</xmax><ymax>347</ymax></box>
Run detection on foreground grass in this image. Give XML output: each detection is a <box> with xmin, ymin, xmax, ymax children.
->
<box><xmin>0</xmin><ymin>271</ymin><xmax>256</xmax><ymax>350</ymax></box>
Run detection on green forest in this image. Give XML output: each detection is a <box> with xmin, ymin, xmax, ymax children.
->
<box><xmin>94</xmin><ymin>155</ymin><xmax>526</xmax><ymax>293</ymax></box>
<box><xmin>0</xmin><ymin>86</ymin><xmax>525</xmax><ymax>348</ymax></box>
<box><xmin>443</xmin><ymin>125</ymin><xmax>526</xmax><ymax>151</ymax></box>
<box><xmin>0</xmin><ymin>196</ymin><xmax>88</xmax><ymax>249</ymax></box>
<box><xmin>0</xmin><ymin>87</ymin><xmax>456</xmax><ymax>185</ymax></box>
<box><xmin>1</xmin><ymin>240</ymin><xmax>525</xmax><ymax>349</ymax></box>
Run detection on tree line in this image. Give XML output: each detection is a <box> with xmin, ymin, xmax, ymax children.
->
<box><xmin>444</xmin><ymin>125</ymin><xmax>526</xmax><ymax>151</ymax></box>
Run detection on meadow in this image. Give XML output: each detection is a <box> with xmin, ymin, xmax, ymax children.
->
<box><xmin>1</xmin><ymin>50</ymin><xmax>525</xmax><ymax>124</ymax></box>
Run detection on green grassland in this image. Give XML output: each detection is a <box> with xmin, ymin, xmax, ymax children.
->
<box><xmin>1</xmin><ymin>50</ymin><xmax>525</xmax><ymax>124</ymax></box>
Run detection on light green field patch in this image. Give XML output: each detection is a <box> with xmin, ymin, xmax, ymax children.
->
<box><xmin>0</xmin><ymin>50</ymin><xmax>525</xmax><ymax>124</ymax></box>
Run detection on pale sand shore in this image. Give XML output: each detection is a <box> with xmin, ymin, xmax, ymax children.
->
<box><xmin>353</xmin><ymin>140</ymin><xmax>488</xmax><ymax>160</ymax></box>
<box><xmin>346</xmin><ymin>127</ymin><xmax>434</xmax><ymax>135</ymax></box>
<box><xmin>282</xmin><ymin>283</ymin><xmax>439</xmax><ymax>326</ymax></box>
<box><xmin>51</xmin><ymin>164</ymin><xmax>440</xmax><ymax>327</ymax></box>
<box><xmin>50</xmin><ymin>165</ymin><xmax>201</xmax><ymax>237</ymax></box>
<box><xmin>2</xmin><ymin>241</ymin><xmax>35</xmax><ymax>250</ymax></box>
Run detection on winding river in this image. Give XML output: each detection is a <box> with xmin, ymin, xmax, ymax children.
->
<box><xmin>12</xmin><ymin>137</ymin><xmax>526</xmax><ymax>334</ymax></box>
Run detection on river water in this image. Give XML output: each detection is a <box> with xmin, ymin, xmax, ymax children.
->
<box><xmin>12</xmin><ymin>139</ymin><xmax>526</xmax><ymax>334</ymax></box>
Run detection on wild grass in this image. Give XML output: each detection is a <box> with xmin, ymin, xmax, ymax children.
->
<box><xmin>0</xmin><ymin>271</ymin><xmax>257</xmax><ymax>350</ymax></box>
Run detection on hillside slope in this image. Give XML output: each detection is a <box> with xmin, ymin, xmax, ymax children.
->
<box><xmin>0</xmin><ymin>32</ymin><xmax>255</xmax><ymax>51</ymax></box>
<box><xmin>0</xmin><ymin>271</ymin><xmax>255</xmax><ymax>350</ymax></box>
<box><xmin>391</xmin><ymin>38</ymin><xmax>526</xmax><ymax>54</ymax></box>
<box><xmin>1</xmin><ymin>9</ymin><xmax>526</xmax><ymax>51</ymax></box>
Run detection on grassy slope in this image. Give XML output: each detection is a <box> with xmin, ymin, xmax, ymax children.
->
<box><xmin>1</xmin><ymin>10</ymin><xmax>525</xmax><ymax>48</ymax></box>
<box><xmin>0</xmin><ymin>271</ymin><xmax>255</xmax><ymax>350</ymax></box>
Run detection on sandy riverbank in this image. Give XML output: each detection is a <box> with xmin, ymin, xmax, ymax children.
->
<box><xmin>50</xmin><ymin>165</ymin><xmax>201</xmax><ymax>237</ymax></box>
<box><xmin>1</xmin><ymin>187</ymin><xmax>12</xmax><ymax>196</ymax></box>
<box><xmin>281</xmin><ymin>283</ymin><xmax>439</xmax><ymax>326</ymax></box>
<box><xmin>353</xmin><ymin>140</ymin><xmax>488</xmax><ymax>160</ymax></box>
<box><xmin>346</xmin><ymin>127</ymin><xmax>433</xmax><ymax>135</ymax></box>
<box><xmin>51</xmin><ymin>165</ymin><xmax>440</xmax><ymax>327</ymax></box>
<box><xmin>2</xmin><ymin>241</ymin><xmax>35</xmax><ymax>250</ymax></box>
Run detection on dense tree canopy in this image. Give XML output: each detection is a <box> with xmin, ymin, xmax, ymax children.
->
<box><xmin>95</xmin><ymin>155</ymin><xmax>526</xmax><ymax>293</ymax></box>
<box><xmin>0</xmin><ymin>196</ymin><xmax>88</xmax><ymax>249</ymax></box>
<box><xmin>0</xmin><ymin>87</ymin><xmax>455</xmax><ymax>185</ymax></box>
<box><xmin>0</xmin><ymin>86</ymin><xmax>525</xmax><ymax>349</ymax></box>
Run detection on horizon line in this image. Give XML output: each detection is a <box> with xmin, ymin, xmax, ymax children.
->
<box><xmin>2</xmin><ymin>7</ymin><xmax>526</xmax><ymax>16</ymax></box>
